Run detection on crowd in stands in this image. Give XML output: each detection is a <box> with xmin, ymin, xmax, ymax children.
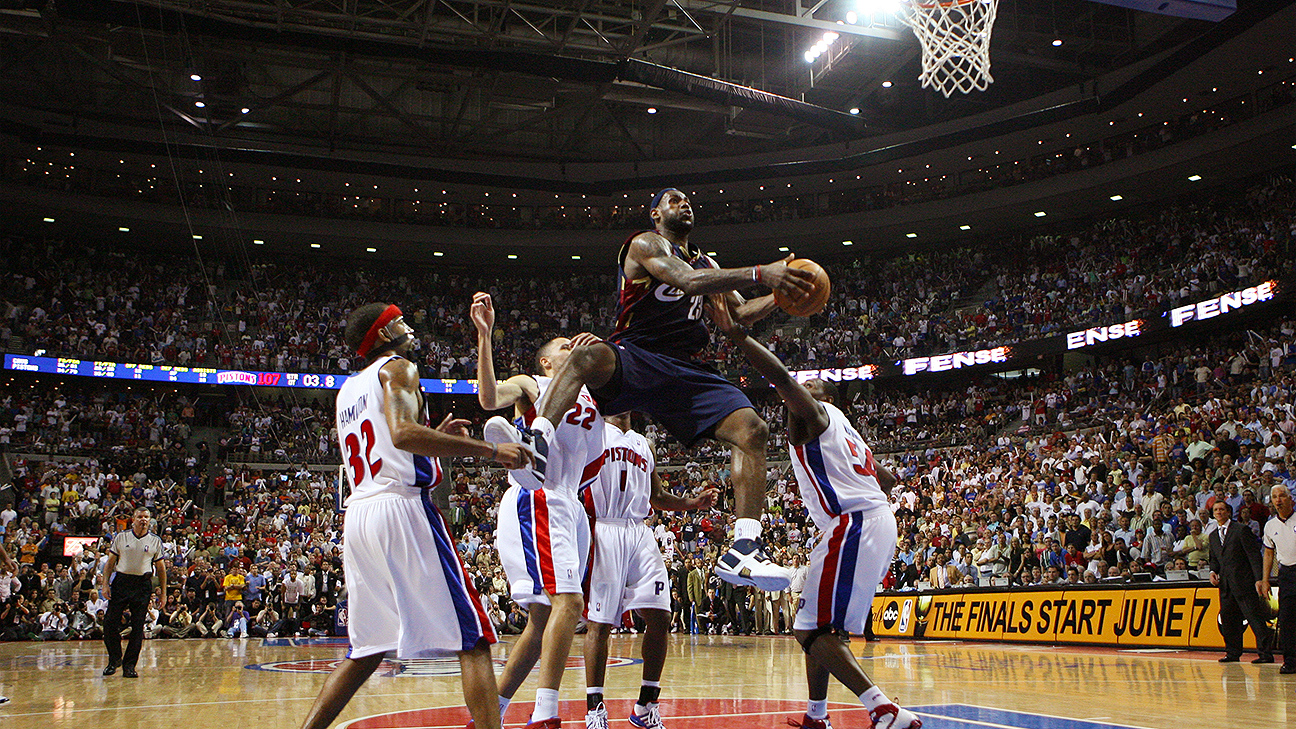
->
<box><xmin>3</xmin><ymin>175</ymin><xmax>1292</xmax><ymax>398</ymax></box>
<box><xmin>1</xmin><ymin>175</ymin><xmax>1295</xmax><ymax>641</ymax></box>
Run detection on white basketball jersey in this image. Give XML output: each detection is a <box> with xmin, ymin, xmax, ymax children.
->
<box><xmin>512</xmin><ymin>375</ymin><xmax>603</xmax><ymax>496</ymax></box>
<box><xmin>790</xmin><ymin>401</ymin><xmax>888</xmax><ymax>530</ymax></box>
<box><xmin>336</xmin><ymin>354</ymin><xmax>443</xmax><ymax>504</ymax></box>
<box><xmin>586</xmin><ymin>423</ymin><xmax>654</xmax><ymax>520</ymax></box>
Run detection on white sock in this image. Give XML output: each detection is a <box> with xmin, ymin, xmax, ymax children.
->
<box><xmin>860</xmin><ymin>686</ymin><xmax>890</xmax><ymax>711</ymax></box>
<box><xmin>532</xmin><ymin>688</ymin><xmax>560</xmax><ymax>722</ymax></box>
<box><xmin>587</xmin><ymin>686</ymin><xmax>604</xmax><ymax>695</ymax></box>
<box><xmin>532</xmin><ymin>416</ymin><xmax>555</xmax><ymax>436</ymax></box>
<box><xmin>807</xmin><ymin>699</ymin><xmax>828</xmax><ymax>720</ymax></box>
<box><xmin>498</xmin><ymin>695</ymin><xmax>511</xmax><ymax>720</ymax></box>
<box><xmin>734</xmin><ymin>517</ymin><xmax>762</xmax><ymax>542</ymax></box>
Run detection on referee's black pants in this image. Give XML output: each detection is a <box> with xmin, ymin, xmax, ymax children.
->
<box><xmin>1279</xmin><ymin>565</ymin><xmax>1296</xmax><ymax>668</ymax></box>
<box><xmin>104</xmin><ymin>573</ymin><xmax>152</xmax><ymax>670</ymax></box>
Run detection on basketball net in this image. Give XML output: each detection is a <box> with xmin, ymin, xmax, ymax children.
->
<box><xmin>901</xmin><ymin>0</ymin><xmax>998</xmax><ymax>97</ymax></box>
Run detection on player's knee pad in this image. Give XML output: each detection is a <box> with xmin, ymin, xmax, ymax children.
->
<box><xmin>797</xmin><ymin>623</ymin><xmax>838</xmax><ymax>653</ymax></box>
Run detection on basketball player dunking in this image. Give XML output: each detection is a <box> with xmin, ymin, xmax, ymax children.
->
<box><xmin>471</xmin><ymin>292</ymin><xmax>606</xmax><ymax>729</ymax></box>
<box><xmin>510</xmin><ymin>188</ymin><xmax>816</xmax><ymax>594</ymax></box>
<box><xmin>299</xmin><ymin>303</ymin><xmax>532</xmax><ymax>729</ymax></box>
<box><xmin>710</xmin><ymin>299</ymin><xmax>922</xmax><ymax>729</ymax></box>
<box><xmin>583</xmin><ymin>412</ymin><xmax>717</xmax><ymax>729</ymax></box>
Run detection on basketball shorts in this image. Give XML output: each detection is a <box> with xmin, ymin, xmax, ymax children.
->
<box><xmin>496</xmin><ymin>483</ymin><xmax>590</xmax><ymax>608</ymax></box>
<box><xmin>794</xmin><ymin>508</ymin><xmax>897</xmax><ymax>634</ymax></box>
<box><xmin>593</xmin><ymin>338</ymin><xmax>753</xmax><ymax>447</ymax></box>
<box><xmin>586</xmin><ymin>518</ymin><xmax>671</xmax><ymax>624</ymax></box>
<box><xmin>343</xmin><ymin>492</ymin><xmax>496</xmax><ymax>658</ymax></box>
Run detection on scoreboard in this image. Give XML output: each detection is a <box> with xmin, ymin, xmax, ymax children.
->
<box><xmin>4</xmin><ymin>354</ymin><xmax>478</xmax><ymax>394</ymax></box>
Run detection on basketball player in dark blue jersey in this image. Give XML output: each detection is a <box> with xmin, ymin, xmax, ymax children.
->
<box><xmin>502</xmin><ymin>188</ymin><xmax>816</xmax><ymax>592</ymax></box>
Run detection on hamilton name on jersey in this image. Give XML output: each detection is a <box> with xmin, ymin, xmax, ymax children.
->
<box><xmin>337</xmin><ymin>395</ymin><xmax>369</xmax><ymax>428</ymax></box>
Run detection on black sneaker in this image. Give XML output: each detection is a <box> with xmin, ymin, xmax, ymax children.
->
<box><xmin>122</xmin><ymin>667</ymin><xmax>138</xmax><ymax>678</ymax></box>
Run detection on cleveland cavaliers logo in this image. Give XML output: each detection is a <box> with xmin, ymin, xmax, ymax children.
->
<box><xmin>654</xmin><ymin>284</ymin><xmax>685</xmax><ymax>302</ymax></box>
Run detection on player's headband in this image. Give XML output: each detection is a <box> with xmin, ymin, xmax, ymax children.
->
<box><xmin>650</xmin><ymin>188</ymin><xmax>680</xmax><ymax>214</ymax></box>
<box><xmin>356</xmin><ymin>304</ymin><xmax>403</xmax><ymax>358</ymax></box>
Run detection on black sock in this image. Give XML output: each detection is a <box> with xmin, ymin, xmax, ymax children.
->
<box><xmin>587</xmin><ymin>692</ymin><xmax>603</xmax><ymax>711</ymax></box>
<box><xmin>637</xmin><ymin>685</ymin><xmax>661</xmax><ymax>706</ymax></box>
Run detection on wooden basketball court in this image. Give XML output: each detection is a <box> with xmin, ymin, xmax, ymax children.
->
<box><xmin>0</xmin><ymin>634</ymin><xmax>1284</xmax><ymax>728</ymax></box>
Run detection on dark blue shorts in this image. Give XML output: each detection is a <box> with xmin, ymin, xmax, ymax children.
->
<box><xmin>592</xmin><ymin>338</ymin><xmax>753</xmax><ymax>447</ymax></box>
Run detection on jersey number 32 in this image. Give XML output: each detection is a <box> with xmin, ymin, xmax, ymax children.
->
<box><xmin>345</xmin><ymin>419</ymin><xmax>384</xmax><ymax>485</ymax></box>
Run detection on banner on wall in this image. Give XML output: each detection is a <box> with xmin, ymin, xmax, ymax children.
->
<box><xmin>870</xmin><ymin>585</ymin><xmax>1275</xmax><ymax>649</ymax></box>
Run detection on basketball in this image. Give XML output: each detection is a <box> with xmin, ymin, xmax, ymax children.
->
<box><xmin>773</xmin><ymin>258</ymin><xmax>830</xmax><ymax>317</ymax></box>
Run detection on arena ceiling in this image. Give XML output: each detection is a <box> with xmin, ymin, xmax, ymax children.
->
<box><xmin>0</xmin><ymin>0</ymin><xmax>1272</xmax><ymax>169</ymax></box>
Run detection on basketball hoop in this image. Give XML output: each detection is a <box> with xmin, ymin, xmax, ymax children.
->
<box><xmin>900</xmin><ymin>0</ymin><xmax>998</xmax><ymax>97</ymax></box>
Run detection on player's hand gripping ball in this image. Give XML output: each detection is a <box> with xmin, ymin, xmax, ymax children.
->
<box><xmin>773</xmin><ymin>258</ymin><xmax>830</xmax><ymax>317</ymax></box>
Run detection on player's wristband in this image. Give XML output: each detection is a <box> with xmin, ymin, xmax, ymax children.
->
<box><xmin>752</xmin><ymin>265</ymin><xmax>762</xmax><ymax>283</ymax></box>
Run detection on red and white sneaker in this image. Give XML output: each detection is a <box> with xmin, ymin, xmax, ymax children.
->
<box><xmin>869</xmin><ymin>704</ymin><xmax>922</xmax><ymax>729</ymax></box>
<box><xmin>787</xmin><ymin>714</ymin><xmax>832</xmax><ymax>728</ymax></box>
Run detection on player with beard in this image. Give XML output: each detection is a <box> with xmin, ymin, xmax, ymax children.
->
<box><xmin>299</xmin><ymin>303</ymin><xmax>532</xmax><ymax>729</ymax></box>
<box><xmin>510</xmin><ymin>188</ymin><xmax>816</xmax><ymax>595</ymax></box>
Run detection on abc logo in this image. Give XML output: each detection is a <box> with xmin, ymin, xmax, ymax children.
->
<box><xmin>881</xmin><ymin>601</ymin><xmax>900</xmax><ymax>630</ymax></box>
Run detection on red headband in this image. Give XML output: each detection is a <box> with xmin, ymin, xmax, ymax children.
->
<box><xmin>356</xmin><ymin>304</ymin><xmax>403</xmax><ymax>357</ymax></box>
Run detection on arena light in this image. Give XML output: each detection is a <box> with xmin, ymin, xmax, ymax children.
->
<box><xmin>571</xmin><ymin>255</ymin><xmax>581</xmax><ymax>260</ymax></box>
<box><xmin>190</xmin><ymin>73</ymin><xmax>201</xmax><ymax>81</ymax></box>
<box><xmin>1110</xmin><ymin>195</ymin><xmax>1123</xmax><ymax>201</ymax></box>
<box><xmin>646</xmin><ymin>107</ymin><xmax>657</xmax><ymax>114</ymax></box>
<box><xmin>842</xmin><ymin>240</ymin><xmax>853</xmax><ymax>246</ymax></box>
<box><xmin>118</xmin><ymin>227</ymin><xmax>129</xmax><ymax>232</ymax></box>
<box><xmin>1187</xmin><ymin>174</ymin><xmax>1202</xmax><ymax>181</ymax></box>
<box><xmin>959</xmin><ymin>225</ymin><xmax>971</xmax><ymax>230</ymax></box>
<box><xmin>241</xmin><ymin>107</ymin><xmax>250</xmax><ymax>114</ymax></box>
<box><xmin>778</xmin><ymin>246</ymin><xmax>789</xmax><ymax>252</ymax></box>
<box><xmin>882</xmin><ymin>81</ymin><xmax>893</xmax><ymax>88</ymax></box>
<box><xmin>849</xmin><ymin>107</ymin><xmax>860</xmax><ymax>115</ymax></box>
<box><xmin>192</xmin><ymin>234</ymin><xmax>202</xmax><ymax>240</ymax></box>
<box><xmin>507</xmin><ymin>254</ymin><xmax>518</xmax><ymax>259</ymax></box>
<box><xmin>1034</xmin><ymin>211</ymin><xmax>1047</xmax><ymax>217</ymax></box>
<box><xmin>253</xmin><ymin>239</ymin><xmax>264</xmax><ymax>245</ymax></box>
<box><xmin>366</xmin><ymin>247</ymin><xmax>377</xmax><ymax>252</ymax></box>
<box><xmin>43</xmin><ymin>217</ymin><xmax>54</xmax><ymax>223</ymax></box>
<box><xmin>1052</xmin><ymin>39</ymin><xmax>1063</xmax><ymax>47</ymax></box>
<box><xmin>310</xmin><ymin>243</ymin><xmax>321</xmax><ymax>248</ymax></box>
<box><xmin>905</xmin><ymin>233</ymin><xmax>918</xmax><ymax>238</ymax></box>
<box><xmin>195</xmin><ymin>101</ymin><xmax>205</xmax><ymax>108</ymax></box>
<box><xmin>433</xmin><ymin>251</ymin><xmax>444</xmax><ymax>257</ymax></box>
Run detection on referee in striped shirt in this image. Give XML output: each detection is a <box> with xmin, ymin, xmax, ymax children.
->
<box><xmin>101</xmin><ymin>507</ymin><xmax>166</xmax><ymax>678</ymax></box>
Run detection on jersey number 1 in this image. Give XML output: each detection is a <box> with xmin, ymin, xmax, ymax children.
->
<box><xmin>345</xmin><ymin>419</ymin><xmax>384</xmax><ymax>485</ymax></box>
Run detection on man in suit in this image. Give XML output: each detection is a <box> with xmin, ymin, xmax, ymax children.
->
<box><xmin>928</xmin><ymin>551</ymin><xmax>960</xmax><ymax>590</ymax></box>
<box><xmin>1209</xmin><ymin>501</ymin><xmax>1274</xmax><ymax>663</ymax></box>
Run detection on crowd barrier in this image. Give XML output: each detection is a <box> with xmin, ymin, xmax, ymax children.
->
<box><xmin>869</xmin><ymin>582</ymin><xmax>1278</xmax><ymax>651</ymax></box>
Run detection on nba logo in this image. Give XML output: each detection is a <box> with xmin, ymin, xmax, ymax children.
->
<box><xmin>898</xmin><ymin>600</ymin><xmax>913</xmax><ymax>634</ymax></box>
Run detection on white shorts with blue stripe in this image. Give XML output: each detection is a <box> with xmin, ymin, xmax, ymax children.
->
<box><xmin>496</xmin><ymin>482</ymin><xmax>590</xmax><ymax>608</ymax></box>
<box><xmin>343</xmin><ymin>492</ymin><xmax>496</xmax><ymax>659</ymax></box>
<box><xmin>794</xmin><ymin>508</ymin><xmax>897</xmax><ymax>634</ymax></box>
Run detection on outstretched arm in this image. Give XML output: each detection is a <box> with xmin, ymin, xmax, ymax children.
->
<box><xmin>648</xmin><ymin>435</ymin><xmax>718</xmax><ymax>511</ymax></box>
<box><xmin>381</xmin><ymin>357</ymin><xmax>533</xmax><ymax>468</ymax></box>
<box><xmin>628</xmin><ymin>233</ymin><xmax>815</xmax><ymax>299</ymax></box>
<box><xmin>708</xmin><ymin>296</ymin><xmax>829</xmax><ymax>439</ymax></box>
<box><xmin>470</xmin><ymin>292</ymin><xmax>536</xmax><ymax>411</ymax></box>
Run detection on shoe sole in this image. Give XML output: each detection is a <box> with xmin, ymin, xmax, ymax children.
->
<box><xmin>713</xmin><ymin>564</ymin><xmax>791</xmax><ymax>592</ymax></box>
<box><xmin>483</xmin><ymin>417</ymin><xmax>547</xmax><ymax>488</ymax></box>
